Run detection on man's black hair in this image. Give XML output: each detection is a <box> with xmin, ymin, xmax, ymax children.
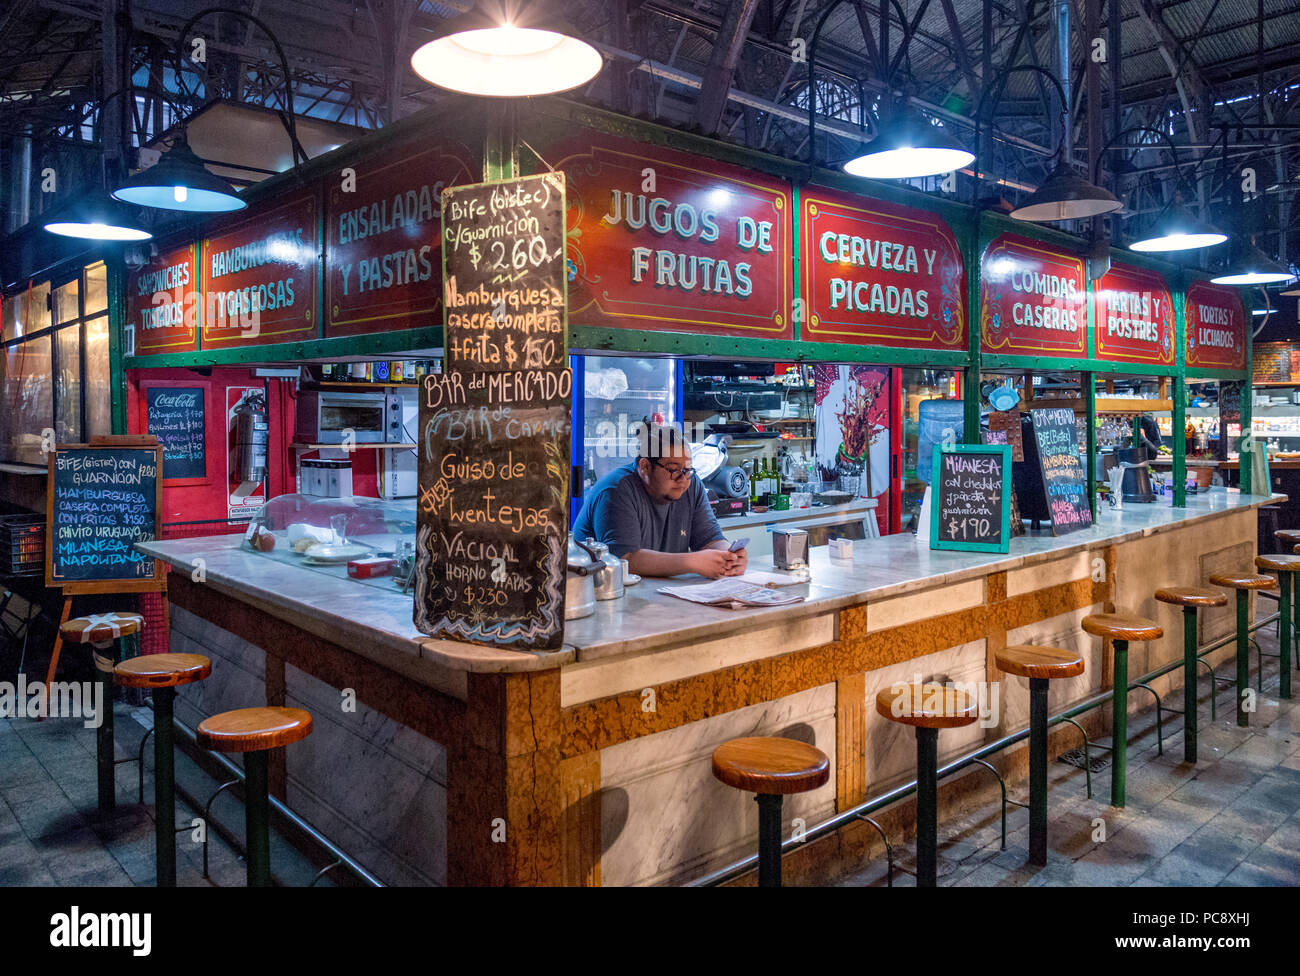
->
<box><xmin>635</xmin><ymin>418</ymin><xmax>688</xmax><ymax>460</ymax></box>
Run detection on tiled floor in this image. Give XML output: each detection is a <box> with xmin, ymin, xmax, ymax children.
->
<box><xmin>0</xmin><ymin>704</ymin><xmax>250</xmax><ymax>887</ymax></box>
<box><xmin>838</xmin><ymin>631</ymin><xmax>1300</xmax><ymax>887</ymax></box>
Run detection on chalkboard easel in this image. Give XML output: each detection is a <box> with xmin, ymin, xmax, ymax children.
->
<box><xmin>42</xmin><ymin>435</ymin><xmax>169</xmax><ymax>715</ymax></box>
<box><xmin>930</xmin><ymin>444</ymin><xmax>1013</xmax><ymax>554</ymax></box>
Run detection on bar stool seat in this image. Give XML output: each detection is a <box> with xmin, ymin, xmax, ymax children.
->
<box><xmin>711</xmin><ymin>736</ymin><xmax>829</xmax><ymax>887</ymax></box>
<box><xmin>1081</xmin><ymin>611</ymin><xmax>1162</xmax><ymax>808</ymax></box>
<box><xmin>1273</xmin><ymin>528</ymin><xmax>1300</xmax><ymax>550</ymax></box>
<box><xmin>1255</xmin><ymin>556</ymin><xmax>1300</xmax><ymax>700</ymax></box>
<box><xmin>59</xmin><ymin>611</ymin><xmax>144</xmax><ymax>644</ymax></box>
<box><xmin>1081</xmin><ymin>613</ymin><xmax>1163</xmax><ymax>641</ymax></box>
<box><xmin>1208</xmin><ymin>572</ymin><xmax>1275</xmax><ymax>728</ymax></box>
<box><xmin>114</xmin><ymin>653</ymin><xmax>212</xmax><ymax>886</ymax></box>
<box><xmin>197</xmin><ymin>707</ymin><xmax>313</xmax><ymax>753</ymax></box>
<box><xmin>876</xmin><ymin>683</ymin><xmax>978</xmax><ymax>886</ymax></box>
<box><xmin>197</xmin><ymin>706</ymin><xmax>313</xmax><ymax>887</ymax></box>
<box><xmin>114</xmin><ymin>653</ymin><xmax>211</xmax><ymax>688</ymax></box>
<box><xmin>995</xmin><ymin>644</ymin><xmax>1085</xmax><ymax>680</ymax></box>
<box><xmin>1154</xmin><ymin>586</ymin><xmax>1228</xmax><ymax>608</ymax></box>
<box><xmin>1255</xmin><ymin>554</ymin><xmax>1300</xmax><ymax>573</ymax></box>
<box><xmin>995</xmin><ymin>645</ymin><xmax>1084</xmax><ymax>867</ymax></box>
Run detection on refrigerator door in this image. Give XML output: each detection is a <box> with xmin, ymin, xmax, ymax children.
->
<box><xmin>579</xmin><ymin>356</ymin><xmax>678</xmax><ymax>492</ymax></box>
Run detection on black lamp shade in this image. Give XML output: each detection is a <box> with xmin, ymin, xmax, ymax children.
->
<box><xmin>112</xmin><ymin>139</ymin><xmax>246</xmax><ymax>212</ymax></box>
<box><xmin>1009</xmin><ymin>158</ymin><xmax>1122</xmax><ymax>222</ymax></box>
<box><xmin>410</xmin><ymin>0</ymin><xmax>603</xmax><ymax>97</ymax></box>
<box><xmin>843</xmin><ymin>105</ymin><xmax>974</xmax><ymax>179</ymax></box>
<box><xmin>1128</xmin><ymin>205</ymin><xmax>1227</xmax><ymax>252</ymax></box>
<box><xmin>1211</xmin><ymin>242</ymin><xmax>1296</xmax><ymax>286</ymax></box>
<box><xmin>43</xmin><ymin>190</ymin><xmax>152</xmax><ymax>241</ymax></box>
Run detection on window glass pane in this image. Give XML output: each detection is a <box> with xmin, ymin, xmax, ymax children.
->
<box><xmin>56</xmin><ymin>326</ymin><xmax>82</xmax><ymax>442</ymax></box>
<box><xmin>1</xmin><ymin>337</ymin><xmax>53</xmax><ymax>466</ymax></box>
<box><xmin>2</xmin><ymin>290</ymin><xmax>21</xmax><ymax>341</ymax></box>
<box><xmin>54</xmin><ymin>279</ymin><xmax>80</xmax><ymax>324</ymax></box>
<box><xmin>28</xmin><ymin>281</ymin><xmax>51</xmax><ymax>332</ymax></box>
<box><xmin>85</xmin><ymin>316</ymin><xmax>112</xmax><ymax>438</ymax></box>
<box><xmin>84</xmin><ymin>262</ymin><xmax>108</xmax><ymax>315</ymax></box>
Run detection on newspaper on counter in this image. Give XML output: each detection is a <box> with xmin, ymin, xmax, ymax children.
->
<box><xmin>657</xmin><ymin>577</ymin><xmax>806</xmax><ymax>609</ymax></box>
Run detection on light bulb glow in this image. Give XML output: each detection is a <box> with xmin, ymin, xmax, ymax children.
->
<box><xmin>1129</xmin><ymin>231</ymin><xmax>1227</xmax><ymax>252</ymax></box>
<box><xmin>411</xmin><ymin>26</ymin><xmax>602</xmax><ymax>97</ymax></box>
<box><xmin>44</xmin><ymin>220</ymin><xmax>151</xmax><ymax>241</ymax></box>
<box><xmin>113</xmin><ymin>184</ymin><xmax>245</xmax><ymax>212</ymax></box>
<box><xmin>173</xmin><ymin>185</ymin><xmax>188</xmax><ymax>203</ymax></box>
<box><xmin>1210</xmin><ymin>270</ymin><xmax>1296</xmax><ymax>285</ymax></box>
<box><xmin>842</xmin><ymin>146</ymin><xmax>974</xmax><ymax>179</ymax></box>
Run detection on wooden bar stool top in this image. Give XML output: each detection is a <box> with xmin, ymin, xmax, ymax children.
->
<box><xmin>1255</xmin><ymin>554</ymin><xmax>1300</xmax><ymax>573</ymax></box>
<box><xmin>1081</xmin><ymin>612</ymin><xmax>1163</xmax><ymax>641</ymax></box>
<box><xmin>114</xmin><ymin>653</ymin><xmax>211</xmax><ymax>689</ymax></box>
<box><xmin>197</xmin><ymin>707</ymin><xmax>313</xmax><ymax>754</ymax></box>
<box><xmin>1207</xmin><ymin>572</ymin><xmax>1275</xmax><ymax>591</ymax></box>
<box><xmin>875</xmin><ymin>683</ymin><xmax>980</xmax><ymax>728</ymax></box>
<box><xmin>1274</xmin><ymin>529</ymin><xmax>1300</xmax><ymax>547</ymax></box>
<box><xmin>711</xmin><ymin>736</ymin><xmax>830</xmax><ymax>795</ymax></box>
<box><xmin>59</xmin><ymin>612</ymin><xmax>144</xmax><ymax>644</ymax></box>
<box><xmin>1155</xmin><ymin>586</ymin><xmax>1228</xmax><ymax>608</ymax></box>
<box><xmin>995</xmin><ymin>644</ymin><xmax>1085</xmax><ymax>679</ymax></box>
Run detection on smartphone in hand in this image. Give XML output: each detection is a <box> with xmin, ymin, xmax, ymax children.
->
<box><xmin>728</xmin><ymin>537</ymin><xmax>749</xmax><ymax>552</ymax></box>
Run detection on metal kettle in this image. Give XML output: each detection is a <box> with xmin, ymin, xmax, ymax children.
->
<box><xmin>566</xmin><ymin>539</ymin><xmax>599</xmax><ymax>620</ymax></box>
<box><xmin>582</xmin><ymin>538</ymin><xmax>625</xmax><ymax>600</ymax></box>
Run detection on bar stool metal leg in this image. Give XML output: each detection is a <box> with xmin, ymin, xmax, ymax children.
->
<box><xmin>1111</xmin><ymin>639</ymin><xmax>1129</xmax><ymax>808</ymax></box>
<box><xmin>1235</xmin><ymin>589</ymin><xmax>1250</xmax><ymax>727</ymax></box>
<box><xmin>153</xmin><ymin>686</ymin><xmax>177</xmax><ymax>887</ymax></box>
<box><xmin>1028</xmin><ymin>677</ymin><xmax>1049</xmax><ymax>866</ymax></box>
<box><xmin>755</xmin><ymin>794</ymin><xmax>783</xmax><ymax>888</ymax></box>
<box><xmin>1182</xmin><ymin>608</ymin><xmax>1198</xmax><ymax>764</ymax></box>
<box><xmin>1280</xmin><ymin>572</ymin><xmax>1292</xmax><ymax>700</ymax></box>
<box><xmin>92</xmin><ymin>643</ymin><xmax>116</xmax><ymax>814</ymax></box>
<box><xmin>243</xmin><ymin>750</ymin><xmax>272</xmax><ymax>887</ymax></box>
<box><xmin>916</xmin><ymin>726</ymin><xmax>938</xmax><ymax>887</ymax></box>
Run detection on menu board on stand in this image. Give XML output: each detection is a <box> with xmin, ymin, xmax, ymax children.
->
<box><xmin>1026</xmin><ymin>407</ymin><xmax>1093</xmax><ymax>535</ymax></box>
<box><xmin>930</xmin><ymin>445</ymin><xmax>1012</xmax><ymax>553</ymax></box>
<box><xmin>414</xmin><ymin>173</ymin><xmax>571</xmax><ymax>650</ymax></box>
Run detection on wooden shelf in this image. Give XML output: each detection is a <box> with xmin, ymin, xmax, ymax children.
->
<box><xmin>1023</xmin><ymin>397</ymin><xmax>1174</xmax><ymax>414</ymax></box>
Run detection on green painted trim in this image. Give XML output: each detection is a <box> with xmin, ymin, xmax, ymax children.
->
<box><xmin>1084</xmin><ymin>378</ymin><xmax>1097</xmax><ymax>521</ymax></box>
<box><xmin>791</xmin><ymin>184</ymin><xmax>801</xmax><ymax>342</ymax></box>
<box><xmin>125</xmin><ymin>326</ymin><xmax>444</xmax><ymax>369</ymax></box>
<box><xmin>108</xmin><ymin>257</ymin><xmax>127</xmax><ymax>434</ymax></box>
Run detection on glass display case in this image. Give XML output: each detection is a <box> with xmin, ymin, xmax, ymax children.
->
<box><xmin>244</xmin><ymin>493</ymin><xmax>418</xmax><ymax>591</ymax></box>
<box><xmin>580</xmin><ymin>355</ymin><xmax>678</xmax><ymax>491</ymax></box>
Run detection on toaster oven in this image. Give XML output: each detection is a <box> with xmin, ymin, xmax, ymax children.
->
<box><xmin>295</xmin><ymin>391</ymin><xmax>402</xmax><ymax>444</ymax></box>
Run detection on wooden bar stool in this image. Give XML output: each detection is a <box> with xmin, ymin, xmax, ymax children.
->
<box><xmin>994</xmin><ymin>645</ymin><xmax>1084</xmax><ymax>866</ymax></box>
<box><xmin>56</xmin><ymin>611</ymin><xmax>145</xmax><ymax>814</ymax></box>
<box><xmin>1154</xmin><ymin>587</ymin><xmax>1227</xmax><ymax>762</ymax></box>
<box><xmin>1274</xmin><ymin>528</ymin><xmax>1300</xmax><ymax>552</ymax></box>
<box><xmin>875</xmin><ymin>683</ymin><xmax>978</xmax><ymax>887</ymax></box>
<box><xmin>197</xmin><ymin>707</ymin><xmax>313</xmax><ymax>887</ymax></box>
<box><xmin>114</xmin><ymin>653</ymin><xmax>211</xmax><ymax>886</ymax></box>
<box><xmin>1255</xmin><ymin>555</ymin><xmax>1299</xmax><ymax>700</ymax></box>
<box><xmin>1081</xmin><ymin>612</ymin><xmax>1163</xmax><ymax>808</ymax></box>
<box><xmin>711</xmin><ymin>736</ymin><xmax>829</xmax><ymax>887</ymax></box>
<box><xmin>1208</xmin><ymin>572</ymin><xmax>1276</xmax><ymax>727</ymax></box>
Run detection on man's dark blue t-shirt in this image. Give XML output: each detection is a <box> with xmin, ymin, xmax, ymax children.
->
<box><xmin>572</xmin><ymin>461</ymin><xmax>725</xmax><ymax>558</ymax></box>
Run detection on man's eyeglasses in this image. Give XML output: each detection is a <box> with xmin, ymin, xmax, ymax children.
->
<box><xmin>647</xmin><ymin>458</ymin><xmax>694</xmax><ymax>482</ymax></box>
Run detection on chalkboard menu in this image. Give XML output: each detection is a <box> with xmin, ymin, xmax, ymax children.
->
<box><xmin>414</xmin><ymin>173</ymin><xmax>571</xmax><ymax>650</ymax></box>
<box><xmin>930</xmin><ymin>445</ymin><xmax>1012</xmax><ymax>553</ymax></box>
<box><xmin>1029</xmin><ymin>407</ymin><xmax>1093</xmax><ymax>535</ymax></box>
<box><xmin>46</xmin><ymin>442</ymin><xmax>163</xmax><ymax>586</ymax></box>
<box><xmin>146</xmin><ymin>387</ymin><xmax>206</xmax><ymax>479</ymax></box>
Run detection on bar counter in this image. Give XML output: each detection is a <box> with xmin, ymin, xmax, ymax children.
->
<box><xmin>137</xmin><ymin>489</ymin><xmax>1281</xmax><ymax>886</ymax></box>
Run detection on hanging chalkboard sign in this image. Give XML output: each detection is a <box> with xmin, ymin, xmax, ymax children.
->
<box><xmin>930</xmin><ymin>445</ymin><xmax>1012</xmax><ymax>553</ymax></box>
<box><xmin>46</xmin><ymin>438</ymin><xmax>164</xmax><ymax>588</ymax></box>
<box><xmin>146</xmin><ymin>386</ymin><xmax>206</xmax><ymax>480</ymax></box>
<box><xmin>414</xmin><ymin>173</ymin><xmax>571</xmax><ymax>650</ymax></box>
<box><xmin>1029</xmin><ymin>407</ymin><xmax>1093</xmax><ymax>535</ymax></box>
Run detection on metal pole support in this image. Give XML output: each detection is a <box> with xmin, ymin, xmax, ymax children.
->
<box><xmin>1183</xmin><ymin>607</ymin><xmax>1198</xmax><ymax>764</ymax></box>
<box><xmin>92</xmin><ymin>642</ymin><xmax>116</xmax><ymax>815</ymax></box>
<box><xmin>1236</xmin><ymin>589</ymin><xmax>1250</xmax><ymax>727</ymax></box>
<box><xmin>153</xmin><ymin>686</ymin><xmax>176</xmax><ymax>887</ymax></box>
<box><xmin>243</xmin><ymin>750</ymin><xmax>272</xmax><ymax>887</ymax></box>
<box><xmin>916</xmin><ymin>726</ymin><xmax>939</xmax><ymax>887</ymax></box>
<box><xmin>755</xmin><ymin>793</ymin><xmax>784</xmax><ymax>888</ymax></box>
<box><xmin>1028</xmin><ymin>677</ymin><xmax>1049</xmax><ymax>866</ymax></box>
<box><xmin>1280</xmin><ymin>572</ymin><xmax>1292</xmax><ymax>700</ymax></box>
<box><xmin>1111</xmin><ymin>639</ymin><xmax>1129</xmax><ymax>808</ymax></box>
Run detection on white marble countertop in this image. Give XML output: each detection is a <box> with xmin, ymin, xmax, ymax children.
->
<box><xmin>137</xmin><ymin>489</ymin><xmax>1282</xmax><ymax>674</ymax></box>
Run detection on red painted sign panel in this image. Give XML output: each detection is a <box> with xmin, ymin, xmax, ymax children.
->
<box><xmin>1092</xmin><ymin>263</ymin><xmax>1174</xmax><ymax>366</ymax></box>
<box><xmin>980</xmin><ymin>233</ymin><xmax>1086</xmax><ymax>357</ymax></box>
<box><xmin>324</xmin><ymin>137</ymin><xmax>476</xmax><ymax>337</ymax></box>
<box><xmin>801</xmin><ymin>188</ymin><xmax>965</xmax><ymax>349</ymax></box>
<box><xmin>1185</xmin><ymin>280</ymin><xmax>1247</xmax><ymax>373</ymax></box>
<box><xmin>201</xmin><ymin>193</ymin><xmax>318</xmax><ymax>348</ymax></box>
<box><xmin>543</xmin><ymin>132</ymin><xmax>792</xmax><ymax>338</ymax></box>
<box><xmin>127</xmin><ymin>242</ymin><xmax>199</xmax><ymax>355</ymax></box>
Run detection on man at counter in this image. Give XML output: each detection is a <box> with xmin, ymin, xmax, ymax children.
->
<box><xmin>574</xmin><ymin>424</ymin><xmax>748</xmax><ymax>578</ymax></box>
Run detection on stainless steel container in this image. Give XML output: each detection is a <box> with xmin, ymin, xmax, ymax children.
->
<box><xmin>772</xmin><ymin>526</ymin><xmax>809</xmax><ymax>570</ymax></box>
<box><xmin>566</xmin><ymin>539</ymin><xmax>599</xmax><ymax>620</ymax></box>
<box><xmin>583</xmin><ymin>538</ymin><xmax>625</xmax><ymax>600</ymax></box>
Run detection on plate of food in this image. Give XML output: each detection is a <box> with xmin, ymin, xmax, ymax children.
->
<box><xmin>302</xmin><ymin>543</ymin><xmax>370</xmax><ymax>564</ymax></box>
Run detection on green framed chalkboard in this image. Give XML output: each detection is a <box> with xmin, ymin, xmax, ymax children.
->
<box><xmin>930</xmin><ymin>444</ymin><xmax>1013</xmax><ymax>554</ymax></box>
